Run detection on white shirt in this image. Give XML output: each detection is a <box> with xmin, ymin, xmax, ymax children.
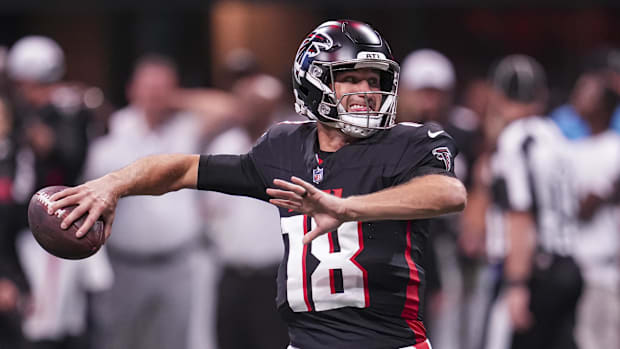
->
<box><xmin>84</xmin><ymin>107</ymin><xmax>205</xmax><ymax>255</ymax></box>
<box><xmin>202</xmin><ymin>128</ymin><xmax>284</xmax><ymax>268</ymax></box>
<box><xmin>17</xmin><ymin>231</ymin><xmax>113</xmax><ymax>340</ymax></box>
<box><xmin>570</xmin><ymin>130</ymin><xmax>620</xmax><ymax>289</ymax></box>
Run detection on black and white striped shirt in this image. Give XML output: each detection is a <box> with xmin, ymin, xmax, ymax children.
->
<box><xmin>490</xmin><ymin>116</ymin><xmax>577</xmax><ymax>257</ymax></box>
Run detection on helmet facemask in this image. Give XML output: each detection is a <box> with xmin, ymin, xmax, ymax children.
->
<box><xmin>302</xmin><ymin>59</ymin><xmax>399</xmax><ymax>138</ymax></box>
<box><xmin>292</xmin><ymin>20</ymin><xmax>400</xmax><ymax>138</ymax></box>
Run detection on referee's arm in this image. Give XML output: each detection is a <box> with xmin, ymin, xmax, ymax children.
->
<box><xmin>504</xmin><ymin>210</ymin><xmax>537</xmax><ymax>330</ymax></box>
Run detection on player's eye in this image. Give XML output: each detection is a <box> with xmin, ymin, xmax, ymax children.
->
<box><xmin>335</xmin><ymin>72</ymin><xmax>357</xmax><ymax>84</ymax></box>
<box><xmin>367</xmin><ymin>77</ymin><xmax>379</xmax><ymax>88</ymax></box>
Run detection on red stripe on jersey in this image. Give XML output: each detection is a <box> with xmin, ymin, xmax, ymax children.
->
<box><xmin>302</xmin><ymin>215</ymin><xmax>312</xmax><ymax>311</ymax></box>
<box><xmin>401</xmin><ymin>220</ymin><xmax>426</xmax><ymax>342</ymax></box>
<box><xmin>328</xmin><ymin>232</ymin><xmax>335</xmax><ymax>253</ymax></box>
<box><xmin>406</xmin><ymin>320</ymin><xmax>427</xmax><ymax>345</ymax></box>
<box><xmin>350</xmin><ymin>221</ymin><xmax>369</xmax><ymax>307</ymax></box>
<box><xmin>329</xmin><ymin>269</ymin><xmax>336</xmax><ymax>294</ymax></box>
<box><xmin>415</xmin><ymin>339</ymin><xmax>431</xmax><ymax>349</ymax></box>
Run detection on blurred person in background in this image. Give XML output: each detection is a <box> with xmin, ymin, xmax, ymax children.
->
<box><xmin>202</xmin><ymin>69</ymin><xmax>289</xmax><ymax>349</ymax></box>
<box><xmin>457</xmin><ymin>78</ymin><xmax>496</xmax><ymax>261</ymax></box>
<box><xmin>456</xmin><ymin>75</ymin><xmax>514</xmax><ymax>349</ymax></box>
<box><xmin>397</xmin><ymin>49</ymin><xmax>483</xmax><ymax>349</ymax></box>
<box><xmin>487</xmin><ymin>55</ymin><xmax>583</xmax><ymax>349</ymax></box>
<box><xmin>565</xmin><ymin>69</ymin><xmax>620</xmax><ymax>349</ymax></box>
<box><xmin>469</xmin><ymin>61</ymin><xmax>545</xmax><ymax>349</ymax></box>
<box><xmin>84</xmin><ymin>54</ymin><xmax>238</xmax><ymax>349</ymax></box>
<box><xmin>6</xmin><ymin>35</ymin><xmax>91</xmax><ymax>196</ymax></box>
<box><xmin>0</xmin><ymin>96</ymin><xmax>29</xmax><ymax>349</ymax></box>
<box><xmin>15</xmin><ymin>226</ymin><xmax>113</xmax><ymax>349</ymax></box>
<box><xmin>466</xmin><ymin>65</ymin><xmax>536</xmax><ymax>349</ymax></box>
<box><xmin>550</xmin><ymin>48</ymin><xmax>620</xmax><ymax>139</ymax></box>
<box><xmin>455</xmin><ymin>77</ymin><xmax>500</xmax><ymax>349</ymax></box>
<box><xmin>398</xmin><ymin>49</ymin><xmax>481</xmax><ymax>186</ymax></box>
<box><xmin>4</xmin><ymin>35</ymin><xmax>112</xmax><ymax>349</ymax></box>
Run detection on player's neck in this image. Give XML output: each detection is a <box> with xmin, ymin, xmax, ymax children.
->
<box><xmin>316</xmin><ymin>123</ymin><xmax>353</xmax><ymax>152</ymax></box>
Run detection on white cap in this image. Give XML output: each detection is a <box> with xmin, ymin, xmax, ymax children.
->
<box><xmin>7</xmin><ymin>36</ymin><xmax>65</xmax><ymax>83</ymax></box>
<box><xmin>401</xmin><ymin>49</ymin><xmax>455</xmax><ymax>91</ymax></box>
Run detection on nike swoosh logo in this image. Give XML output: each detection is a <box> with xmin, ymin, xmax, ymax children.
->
<box><xmin>427</xmin><ymin>130</ymin><xmax>444</xmax><ymax>138</ymax></box>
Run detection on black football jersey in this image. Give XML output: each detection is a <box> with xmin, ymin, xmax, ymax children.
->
<box><xmin>198</xmin><ymin>121</ymin><xmax>457</xmax><ymax>349</ymax></box>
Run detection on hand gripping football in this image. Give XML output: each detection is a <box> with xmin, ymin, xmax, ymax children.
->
<box><xmin>27</xmin><ymin>186</ymin><xmax>105</xmax><ymax>259</ymax></box>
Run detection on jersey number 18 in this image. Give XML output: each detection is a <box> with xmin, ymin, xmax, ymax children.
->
<box><xmin>281</xmin><ymin>213</ymin><xmax>369</xmax><ymax>312</ymax></box>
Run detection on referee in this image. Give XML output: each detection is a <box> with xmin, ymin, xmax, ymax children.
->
<box><xmin>488</xmin><ymin>55</ymin><xmax>583</xmax><ymax>349</ymax></box>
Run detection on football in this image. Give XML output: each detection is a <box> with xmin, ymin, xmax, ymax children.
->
<box><xmin>27</xmin><ymin>186</ymin><xmax>105</xmax><ymax>260</ymax></box>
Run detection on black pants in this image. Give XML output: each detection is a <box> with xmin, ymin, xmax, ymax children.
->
<box><xmin>217</xmin><ymin>264</ymin><xmax>289</xmax><ymax>349</ymax></box>
<box><xmin>511</xmin><ymin>254</ymin><xmax>583</xmax><ymax>349</ymax></box>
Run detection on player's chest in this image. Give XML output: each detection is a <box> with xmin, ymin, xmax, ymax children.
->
<box><xmin>308</xmin><ymin>144</ymin><xmax>398</xmax><ymax>186</ymax></box>
<box><xmin>277</xmin><ymin>159</ymin><xmax>386</xmax><ymax>197</ymax></box>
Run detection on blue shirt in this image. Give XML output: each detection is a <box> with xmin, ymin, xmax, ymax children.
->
<box><xmin>551</xmin><ymin>104</ymin><xmax>620</xmax><ymax>140</ymax></box>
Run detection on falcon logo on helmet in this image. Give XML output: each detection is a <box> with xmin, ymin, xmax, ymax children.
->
<box><xmin>294</xmin><ymin>32</ymin><xmax>334</xmax><ymax>84</ymax></box>
<box><xmin>292</xmin><ymin>20</ymin><xmax>400</xmax><ymax>138</ymax></box>
<box><xmin>297</xmin><ymin>33</ymin><xmax>334</xmax><ymax>62</ymax></box>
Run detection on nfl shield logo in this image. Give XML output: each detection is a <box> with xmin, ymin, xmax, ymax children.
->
<box><xmin>312</xmin><ymin>166</ymin><xmax>324</xmax><ymax>184</ymax></box>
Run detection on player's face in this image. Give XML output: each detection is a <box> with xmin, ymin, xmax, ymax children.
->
<box><xmin>333</xmin><ymin>68</ymin><xmax>382</xmax><ymax>113</ymax></box>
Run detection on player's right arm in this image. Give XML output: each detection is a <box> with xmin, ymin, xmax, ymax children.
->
<box><xmin>48</xmin><ymin>123</ymin><xmax>285</xmax><ymax>241</ymax></box>
<box><xmin>48</xmin><ymin>154</ymin><xmax>200</xmax><ymax>239</ymax></box>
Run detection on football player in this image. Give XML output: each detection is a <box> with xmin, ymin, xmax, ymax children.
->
<box><xmin>47</xmin><ymin>20</ymin><xmax>466</xmax><ymax>349</ymax></box>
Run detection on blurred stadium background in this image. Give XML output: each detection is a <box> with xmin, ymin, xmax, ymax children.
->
<box><xmin>2</xmin><ymin>2</ymin><xmax>620</xmax><ymax>349</ymax></box>
<box><xmin>1</xmin><ymin>1</ymin><xmax>619</xmax><ymax>107</ymax></box>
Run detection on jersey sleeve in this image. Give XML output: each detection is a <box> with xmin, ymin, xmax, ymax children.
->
<box><xmin>196</xmin><ymin>124</ymin><xmax>292</xmax><ymax>201</ymax></box>
<box><xmin>196</xmin><ymin>153</ymin><xmax>270</xmax><ymax>201</ymax></box>
<box><xmin>392</xmin><ymin>124</ymin><xmax>459</xmax><ymax>185</ymax></box>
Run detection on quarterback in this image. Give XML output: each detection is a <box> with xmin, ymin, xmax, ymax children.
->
<box><xmin>48</xmin><ymin>20</ymin><xmax>466</xmax><ymax>349</ymax></box>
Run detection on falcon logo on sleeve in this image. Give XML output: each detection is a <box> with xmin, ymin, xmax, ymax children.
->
<box><xmin>432</xmin><ymin>147</ymin><xmax>452</xmax><ymax>171</ymax></box>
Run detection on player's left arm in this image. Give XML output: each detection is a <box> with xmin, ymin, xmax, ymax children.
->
<box><xmin>268</xmin><ymin>173</ymin><xmax>466</xmax><ymax>244</ymax></box>
<box><xmin>340</xmin><ymin>173</ymin><xmax>466</xmax><ymax>221</ymax></box>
